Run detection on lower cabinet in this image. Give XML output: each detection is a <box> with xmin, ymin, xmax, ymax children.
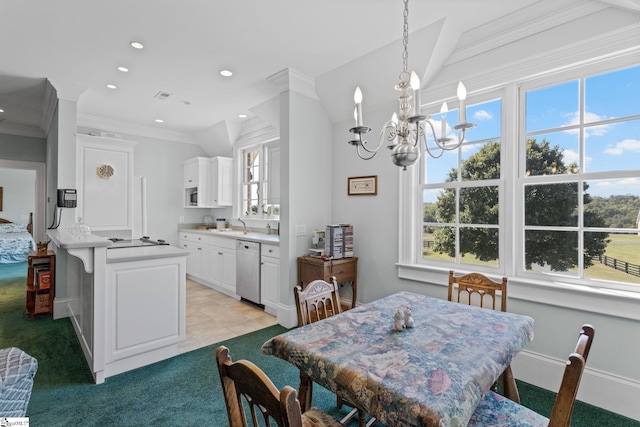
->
<box><xmin>261</xmin><ymin>244</ymin><xmax>280</xmax><ymax>315</ymax></box>
<box><xmin>179</xmin><ymin>232</ymin><xmax>236</xmax><ymax>297</ymax></box>
<box><xmin>209</xmin><ymin>237</ymin><xmax>236</xmax><ymax>295</ymax></box>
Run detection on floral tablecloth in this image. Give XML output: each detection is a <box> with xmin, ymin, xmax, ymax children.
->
<box><xmin>261</xmin><ymin>291</ymin><xmax>534</xmax><ymax>427</ymax></box>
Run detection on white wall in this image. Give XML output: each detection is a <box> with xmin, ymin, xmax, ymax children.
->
<box><xmin>329</xmin><ymin>10</ymin><xmax>640</xmax><ymax>421</ymax></box>
<box><xmin>0</xmin><ymin>168</ymin><xmax>35</xmax><ymax>223</ymax></box>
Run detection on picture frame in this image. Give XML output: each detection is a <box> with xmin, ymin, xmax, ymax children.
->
<box><xmin>348</xmin><ymin>175</ymin><xmax>377</xmax><ymax>196</ymax></box>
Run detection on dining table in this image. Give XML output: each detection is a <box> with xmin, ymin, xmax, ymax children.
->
<box><xmin>261</xmin><ymin>291</ymin><xmax>534</xmax><ymax>427</ymax></box>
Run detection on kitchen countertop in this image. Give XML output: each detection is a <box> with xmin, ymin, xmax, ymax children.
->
<box><xmin>106</xmin><ymin>244</ymin><xmax>188</xmax><ymax>263</ymax></box>
<box><xmin>180</xmin><ymin>228</ymin><xmax>280</xmax><ymax>245</ymax></box>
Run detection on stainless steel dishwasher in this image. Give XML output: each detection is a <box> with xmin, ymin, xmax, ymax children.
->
<box><xmin>236</xmin><ymin>240</ymin><xmax>262</xmax><ymax>307</ymax></box>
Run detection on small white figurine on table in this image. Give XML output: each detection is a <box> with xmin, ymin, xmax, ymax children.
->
<box><xmin>404</xmin><ymin>307</ymin><xmax>414</xmax><ymax>328</ymax></box>
<box><xmin>393</xmin><ymin>310</ymin><xmax>405</xmax><ymax>331</ymax></box>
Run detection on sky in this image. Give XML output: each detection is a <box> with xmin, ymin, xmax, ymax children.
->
<box><xmin>421</xmin><ymin>64</ymin><xmax>640</xmax><ymax>200</ymax></box>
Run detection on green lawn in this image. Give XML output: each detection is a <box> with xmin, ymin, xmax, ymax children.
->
<box><xmin>422</xmin><ymin>233</ymin><xmax>640</xmax><ymax>284</ymax></box>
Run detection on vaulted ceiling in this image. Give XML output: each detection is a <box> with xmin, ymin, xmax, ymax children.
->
<box><xmin>0</xmin><ymin>0</ymin><xmax>638</xmax><ymax>148</ymax></box>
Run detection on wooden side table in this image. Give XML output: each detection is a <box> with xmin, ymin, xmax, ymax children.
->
<box><xmin>297</xmin><ymin>256</ymin><xmax>358</xmax><ymax>309</ymax></box>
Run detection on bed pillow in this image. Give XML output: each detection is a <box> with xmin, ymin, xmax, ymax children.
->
<box><xmin>0</xmin><ymin>223</ymin><xmax>28</xmax><ymax>233</ymax></box>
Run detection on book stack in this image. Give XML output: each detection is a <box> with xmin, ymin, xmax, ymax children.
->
<box><xmin>342</xmin><ymin>224</ymin><xmax>354</xmax><ymax>258</ymax></box>
<box><xmin>325</xmin><ymin>225</ymin><xmax>344</xmax><ymax>259</ymax></box>
<box><xmin>324</xmin><ymin>224</ymin><xmax>354</xmax><ymax>259</ymax></box>
<box><xmin>32</xmin><ymin>259</ymin><xmax>51</xmax><ymax>313</ymax></box>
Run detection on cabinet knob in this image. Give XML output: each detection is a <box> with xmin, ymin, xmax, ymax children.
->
<box><xmin>197</xmin><ymin>247</ymin><xmax>202</xmax><ymax>250</ymax></box>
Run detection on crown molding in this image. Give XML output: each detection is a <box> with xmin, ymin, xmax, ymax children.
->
<box><xmin>267</xmin><ymin>68</ymin><xmax>319</xmax><ymax>100</ymax></box>
<box><xmin>448</xmin><ymin>1</ymin><xmax>607</xmax><ymax>65</ymax></box>
<box><xmin>422</xmin><ymin>23</ymin><xmax>640</xmax><ymax>106</ymax></box>
<box><xmin>77</xmin><ymin>114</ymin><xmax>198</xmax><ymax>144</ymax></box>
<box><xmin>0</xmin><ymin>122</ymin><xmax>45</xmax><ymax>139</ymax></box>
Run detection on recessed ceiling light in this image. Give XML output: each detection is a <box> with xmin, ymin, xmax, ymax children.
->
<box><xmin>219</xmin><ymin>69</ymin><xmax>233</xmax><ymax>77</ymax></box>
<box><xmin>180</xmin><ymin>100</ymin><xmax>191</xmax><ymax>105</ymax></box>
<box><xmin>154</xmin><ymin>119</ymin><xmax>164</xmax><ymax>123</ymax></box>
<box><xmin>106</xmin><ymin>84</ymin><xmax>117</xmax><ymax>89</ymax></box>
<box><xmin>117</xmin><ymin>66</ymin><xmax>129</xmax><ymax>72</ymax></box>
<box><xmin>238</xmin><ymin>114</ymin><xmax>247</xmax><ymax>118</ymax></box>
<box><xmin>130</xmin><ymin>41</ymin><xmax>144</xmax><ymax>49</ymax></box>
<box><xmin>0</xmin><ymin>109</ymin><xmax>4</xmax><ymax>113</ymax></box>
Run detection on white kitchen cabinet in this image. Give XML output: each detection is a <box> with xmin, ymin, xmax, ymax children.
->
<box><xmin>179</xmin><ymin>232</ymin><xmax>208</xmax><ymax>280</ymax></box>
<box><xmin>183</xmin><ymin>156</ymin><xmax>232</xmax><ymax>208</ymax></box>
<box><xmin>209</xmin><ymin>236</ymin><xmax>236</xmax><ymax>295</ymax></box>
<box><xmin>261</xmin><ymin>244</ymin><xmax>280</xmax><ymax>315</ymax></box>
<box><xmin>180</xmin><ymin>232</ymin><xmax>236</xmax><ymax>298</ymax></box>
<box><xmin>209</xmin><ymin>156</ymin><xmax>233</xmax><ymax>207</ymax></box>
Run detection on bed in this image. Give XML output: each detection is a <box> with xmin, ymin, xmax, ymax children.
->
<box><xmin>0</xmin><ymin>214</ymin><xmax>35</xmax><ymax>263</ymax></box>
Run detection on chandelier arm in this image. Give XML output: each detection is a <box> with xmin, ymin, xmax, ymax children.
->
<box><xmin>358</xmin><ymin>131</ymin><xmax>384</xmax><ymax>154</ymax></box>
<box><xmin>417</xmin><ymin>119</ymin><xmax>445</xmax><ymax>159</ymax></box>
<box><xmin>380</xmin><ymin>119</ymin><xmax>399</xmax><ymax>148</ymax></box>
<box><xmin>356</xmin><ymin>143</ymin><xmax>378</xmax><ymax>160</ymax></box>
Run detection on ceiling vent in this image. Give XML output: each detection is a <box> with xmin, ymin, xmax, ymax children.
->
<box><xmin>154</xmin><ymin>91</ymin><xmax>172</xmax><ymax>101</ymax></box>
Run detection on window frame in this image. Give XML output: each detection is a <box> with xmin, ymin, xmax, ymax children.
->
<box><xmin>399</xmin><ymin>55</ymin><xmax>640</xmax><ymax>297</ymax></box>
<box><xmin>414</xmin><ymin>89</ymin><xmax>507</xmax><ymax>276</ymax></box>
<box><xmin>235</xmin><ymin>138</ymin><xmax>280</xmax><ymax>221</ymax></box>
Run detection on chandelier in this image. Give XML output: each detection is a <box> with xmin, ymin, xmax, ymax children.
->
<box><xmin>348</xmin><ymin>0</ymin><xmax>476</xmax><ymax>170</ymax></box>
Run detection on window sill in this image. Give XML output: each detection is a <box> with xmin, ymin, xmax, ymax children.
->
<box><xmin>397</xmin><ymin>263</ymin><xmax>640</xmax><ymax>322</ymax></box>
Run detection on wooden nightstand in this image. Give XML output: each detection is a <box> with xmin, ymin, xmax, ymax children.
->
<box><xmin>297</xmin><ymin>256</ymin><xmax>358</xmax><ymax>309</ymax></box>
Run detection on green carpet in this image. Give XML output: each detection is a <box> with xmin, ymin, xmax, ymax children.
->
<box><xmin>1</xmin><ymin>262</ymin><xmax>638</xmax><ymax>426</ymax></box>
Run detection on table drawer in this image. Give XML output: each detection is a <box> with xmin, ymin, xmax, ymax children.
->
<box><xmin>328</xmin><ymin>262</ymin><xmax>356</xmax><ymax>283</ymax></box>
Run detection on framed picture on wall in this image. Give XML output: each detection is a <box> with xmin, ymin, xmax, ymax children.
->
<box><xmin>0</xmin><ymin>186</ymin><xmax>3</xmax><ymax>211</ymax></box>
<box><xmin>348</xmin><ymin>175</ymin><xmax>377</xmax><ymax>196</ymax></box>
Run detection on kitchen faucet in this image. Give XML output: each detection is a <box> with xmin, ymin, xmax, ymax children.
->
<box><xmin>238</xmin><ymin>218</ymin><xmax>247</xmax><ymax>234</ymax></box>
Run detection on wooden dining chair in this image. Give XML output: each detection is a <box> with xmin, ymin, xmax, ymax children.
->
<box><xmin>447</xmin><ymin>270</ymin><xmax>519</xmax><ymax>401</ymax></box>
<box><xmin>215</xmin><ymin>345</ymin><xmax>343</xmax><ymax>427</ymax></box>
<box><xmin>468</xmin><ymin>324</ymin><xmax>595</xmax><ymax>427</ymax></box>
<box><xmin>448</xmin><ymin>270</ymin><xmax>507</xmax><ymax>311</ymax></box>
<box><xmin>294</xmin><ymin>278</ymin><xmax>372</xmax><ymax>427</ymax></box>
<box><xmin>294</xmin><ymin>277</ymin><xmax>342</xmax><ymax>327</ymax></box>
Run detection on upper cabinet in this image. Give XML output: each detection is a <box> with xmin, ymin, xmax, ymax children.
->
<box><xmin>183</xmin><ymin>156</ymin><xmax>232</xmax><ymax>208</ymax></box>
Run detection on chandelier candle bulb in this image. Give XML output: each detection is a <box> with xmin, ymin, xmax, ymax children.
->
<box><xmin>354</xmin><ymin>87</ymin><xmax>363</xmax><ymax>127</ymax></box>
<box><xmin>410</xmin><ymin>71</ymin><xmax>421</xmax><ymax>115</ymax></box>
<box><xmin>440</xmin><ymin>102</ymin><xmax>448</xmax><ymax>139</ymax></box>
<box><xmin>457</xmin><ymin>82</ymin><xmax>467</xmax><ymax>123</ymax></box>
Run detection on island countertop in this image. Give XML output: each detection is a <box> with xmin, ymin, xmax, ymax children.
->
<box><xmin>106</xmin><ymin>244</ymin><xmax>187</xmax><ymax>263</ymax></box>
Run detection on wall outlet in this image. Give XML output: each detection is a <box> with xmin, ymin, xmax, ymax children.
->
<box><xmin>295</xmin><ymin>224</ymin><xmax>307</xmax><ymax>236</ymax></box>
<box><xmin>179</xmin><ymin>216</ymin><xmax>185</xmax><ymax>223</ymax></box>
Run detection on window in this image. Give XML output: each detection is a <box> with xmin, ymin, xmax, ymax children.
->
<box><xmin>421</xmin><ymin>97</ymin><xmax>503</xmax><ymax>270</ymax></box>
<box><xmin>239</xmin><ymin>142</ymin><xmax>280</xmax><ymax>219</ymax></box>
<box><xmin>406</xmin><ymin>60</ymin><xmax>640</xmax><ymax>291</ymax></box>
<box><xmin>520</xmin><ymin>64</ymin><xmax>640</xmax><ymax>286</ymax></box>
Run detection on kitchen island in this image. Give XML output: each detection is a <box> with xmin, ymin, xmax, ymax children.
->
<box><xmin>48</xmin><ymin>230</ymin><xmax>187</xmax><ymax>384</ymax></box>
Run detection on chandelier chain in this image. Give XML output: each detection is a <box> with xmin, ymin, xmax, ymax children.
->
<box><xmin>348</xmin><ymin>0</ymin><xmax>476</xmax><ymax>169</ymax></box>
<box><xmin>402</xmin><ymin>0</ymin><xmax>409</xmax><ymax>76</ymax></box>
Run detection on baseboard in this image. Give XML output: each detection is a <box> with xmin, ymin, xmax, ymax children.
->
<box><xmin>513</xmin><ymin>350</ymin><xmax>640</xmax><ymax>421</ymax></box>
<box><xmin>53</xmin><ymin>297</ymin><xmax>72</xmax><ymax>319</ymax></box>
<box><xmin>276</xmin><ymin>304</ymin><xmax>298</xmax><ymax>329</ymax></box>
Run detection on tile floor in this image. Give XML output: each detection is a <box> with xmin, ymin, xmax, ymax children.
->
<box><xmin>178</xmin><ymin>279</ymin><xmax>278</xmax><ymax>353</ymax></box>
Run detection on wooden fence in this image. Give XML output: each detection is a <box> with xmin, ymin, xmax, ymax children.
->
<box><xmin>594</xmin><ymin>255</ymin><xmax>640</xmax><ymax>277</ymax></box>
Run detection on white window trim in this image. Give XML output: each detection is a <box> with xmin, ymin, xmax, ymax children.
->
<box><xmin>233</xmin><ymin>133</ymin><xmax>280</xmax><ymax>223</ymax></box>
<box><xmin>398</xmin><ymin>52</ymin><xmax>640</xmax><ymax>322</ymax></box>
